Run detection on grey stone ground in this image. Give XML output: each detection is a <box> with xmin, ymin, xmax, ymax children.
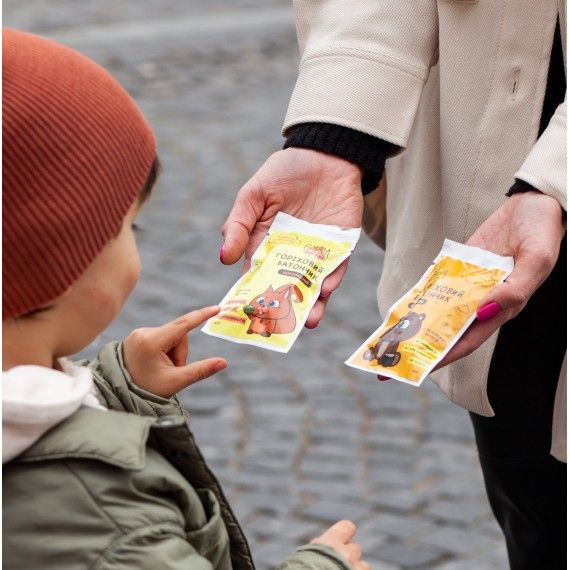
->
<box><xmin>6</xmin><ymin>3</ymin><xmax>509</xmax><ymax>568</ymax></box>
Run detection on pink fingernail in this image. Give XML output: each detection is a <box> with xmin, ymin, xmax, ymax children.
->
<box><xmin>477</xmin><ymin>301</ymin><xmax>502</xmax><ymax>322</ymax></box>
<box><xmin>219</xmin><ymin>245</ymin><xmax>225</xmax><ymax>263</ymax></box>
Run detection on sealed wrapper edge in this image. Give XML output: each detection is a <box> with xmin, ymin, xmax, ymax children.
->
<box><xmin>345</xmin><ymin>240</ymin><xmax>514</xmax><ymax>385</ymax></box>
<box><xmin>202</xmin><ymin>212</ymin><xmax>361</xmax><ymax>352</ymax></box>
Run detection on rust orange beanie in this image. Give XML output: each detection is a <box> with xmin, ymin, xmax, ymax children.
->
<box><xmin>2</xmin><ymin>28</ymin><xmax>156</xmax><ymax>319</ymax></box>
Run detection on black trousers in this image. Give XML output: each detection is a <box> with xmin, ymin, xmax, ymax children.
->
<box><xmin>470</xmin><ymin>238</ymin><xmax>567</xmax><ymax>570</ymax></box>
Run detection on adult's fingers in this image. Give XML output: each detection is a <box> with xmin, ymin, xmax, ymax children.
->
<box><xmin>167</xmin><ymin>357</ymin><xmax>227</xmax><ymax>394</ymax></box>
<box><xmin>476</xmin><ymin>246</ymin><xmax>557</xmax><ymax>322</ymax></box>
<box><xmin>434</xmin><ymin>246</ymin><xmax>557</xmax><ymax>369</ymax></box>
<box><xmin>306</xmin><ymin>297</ymin><xmax>330</xmax><ymax>328</ymax></box>
<box><xmin>305</xmin><ymin>259</ymin><xmax>352</xmax><ymax>327</ymax></box>
<box><xmin>320</xmin><ymin>259</ymin><xmax>350</xmax><ymax>299</ymax></box>
<box><xmin>155</xmin><ymin>306</ymin><xmax>221</xmax><ymax>348</ymax></box>
<box><xmin>221</xmin><ymin>181</ymin><xmax>264</xmax><ymax>266</ymax></box>
<box><xmin>435</xmin><ymin>315</ymin><xmax>505</xmax><ymax>370</ymax></box>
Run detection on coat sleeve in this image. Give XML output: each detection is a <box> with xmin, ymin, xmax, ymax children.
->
<box><xmin>95</xmin><ymin>529</ymin><xmax>215</xmax><ymax>570</ymax></box>
<box><xmin>278</xmin><ymin>544</ymin><xmax>352</xmax><ymax>570</ymax></box>
<box><xmin>515</xmin><ymin>100</ymin><xmax>567</xmax><ymax>210</ymax></box>
<box><xmin>83</xmin><ymin>341</ymin><xmax>186</xmax><ymax>418</ymax></box>
<box><xmin>283</xmin><ymin>0</ymin><xmax>439</xmax><ymax>147</ymax></box>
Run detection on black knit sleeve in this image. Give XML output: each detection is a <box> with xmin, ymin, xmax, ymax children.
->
<box><xmin>506</xmin><ymin>179</ymin><xmax>540</xmax><ymax>197</ymax></box>
<box><xmin>284</xmin><ymin>122</ymin><xmax>400</xmax><ymax>195</ymax></box>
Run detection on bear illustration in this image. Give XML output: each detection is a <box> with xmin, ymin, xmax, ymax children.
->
<box><xmin>363</xmin><ymin>311</ymin><xmax>426</xmax><ymax>367</ymax></box>
<box><xmin>243</xmin><ymin>284</ymin><xmax>303</xmax><ymax>337</ymax></box>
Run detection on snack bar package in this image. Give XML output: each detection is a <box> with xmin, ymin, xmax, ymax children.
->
<box><xmin>203</xmin><ymin>212</ymin><xmax>360</xmax><ymax>353</ymax></box>
<box><xmin>346</xmin><ymin>240</ymin><xmax>514</xmax><ymax>385</ymax></box>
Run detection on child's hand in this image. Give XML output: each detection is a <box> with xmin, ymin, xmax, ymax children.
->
<box><xmin>123</xmin><ymin>306</ymin><xmax>227</xmax><ymax>398</ymax></box>
<box><xmin>311</xmin><ymin>520</ymin><xmax>370</xmax><ymax>570</ymax></box>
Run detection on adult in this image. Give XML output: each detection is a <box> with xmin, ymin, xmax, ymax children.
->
<box><xmin>221</xmin><ymin>2</ymin><xmax>567</xmax><ymax>569</ymax></box>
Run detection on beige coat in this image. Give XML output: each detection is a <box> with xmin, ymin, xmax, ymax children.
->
<box><xmin>283</xmin><ymin>0</ymin><xmax>566</xmax><ymax>460</ymax></box>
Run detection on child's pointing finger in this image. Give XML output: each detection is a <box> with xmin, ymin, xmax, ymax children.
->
<box><xmin>158</xmin><ymin>306</ymin><xmax>221</xmax><ymax>347</ymax></box>
<box><xmin>167</xmin><ymin>357</ymin><xmax>227</xmax><ymax>394</ymax></box>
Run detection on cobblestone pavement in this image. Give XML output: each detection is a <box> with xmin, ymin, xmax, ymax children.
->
<box><xmin>6</xmin><ymin>3</ymin><xmax>509</xmax><ymax>568</ymax></box>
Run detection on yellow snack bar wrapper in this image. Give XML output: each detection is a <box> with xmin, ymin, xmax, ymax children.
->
<box><xmin>202</xmin><ymin>212</ymin><xmax>361</xmax><ymax>353</ymax></box>
<box><xmin>346</xmin><ymin>240</ymin><xmax>514</xmax><ymax>385</ymax></box>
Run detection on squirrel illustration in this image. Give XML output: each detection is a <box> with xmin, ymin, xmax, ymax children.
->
<box><xmin>363</xmin><ymin>311</ymin><xmax>426</xmax><ymax>367</ymax></box>
<box><xmin>243</xmin><ymin>284</ymin><xmax>303</xmax><ymax>337</ymax></box>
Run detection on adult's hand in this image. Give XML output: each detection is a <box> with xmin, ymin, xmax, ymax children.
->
<box><xmin>221</xmin><ymin>147</ymin><xmax>363</xmax><ymax>328</ymax></box>
<box><xmin>436</xmin><ymin>190</ymin><xmax>565</xmax><ymax>370</ymax></box>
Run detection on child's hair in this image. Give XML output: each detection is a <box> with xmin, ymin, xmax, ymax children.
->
<box><xmin>2</xmin><ymin>28</ymin><xmax>157</xmax><ymax>320</ymax></box>
<box><xmin>139</xmin><ymin>157</ymin><xmax>162</xmax><ymax>205</ymax></box>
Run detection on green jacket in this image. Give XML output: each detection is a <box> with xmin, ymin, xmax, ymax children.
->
<box><xmin>3</xmin><ymin>342</ymin><xmax>350</xmax><ymax>570</ymax></box>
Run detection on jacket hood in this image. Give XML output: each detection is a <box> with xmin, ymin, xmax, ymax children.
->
<box><xmin>2</xmin><ymin>359</ymin><xmax>104</xmax><ymax>463</ymax></box>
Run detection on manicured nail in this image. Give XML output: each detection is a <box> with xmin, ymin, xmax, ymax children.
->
<box><xmin>219</xmin><ymin>245</ymin><xmax>225</xmax><ymax>263</ymax></box>
<box><xmin>377</xmin><ymin>375</ymin><xmax>390</xmax><ymax>382</ymax></box>
<box><xmin>477</xmin><ymin>301</ymin><xmax>502</xmax><ymax>322</ymax></box>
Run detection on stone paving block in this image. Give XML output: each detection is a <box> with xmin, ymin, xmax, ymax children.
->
<box><xmin>366</xmin><ymin>467</ymin><xmax>433</xmax><ymax>491</ymax></box>
<box><xmin>309</xmin><ymin>426</ymin><xmax>362</xmax><ymax>444</ymax></box>
<box><xmin>368</xmin><ymin>490</ymin><xmax>427</xmax><ymax>513</ymax></box>
<box><xmin>429</xmin><ymin>474</ymin><xmax>488</xmax><ymax>500</ymax></box>
<box><xmin>300</xmin><ymin>458</ymin><xmax>361</xmax><ymax>481</ymax></box>
<box><xmin>366</xmin><ymin>450</ymin><xmax>418</xmax><ymax>470</ymax></box>
<box><xmin>477</xmin><ymin>540</ymin><xmax>510</xmax><ymax>567</ymax></box>
<box><xmin>366</xmin><ymin>396</ymin><xmax>422</xmax><ymax>414</ymax></box>
<box><xmin>228</xmin><ymin>471</ymin><xmax>292</xmax><ymax>492</ymax></box>
<box><xmin>424</xmin><ymin>498</ymin><xmax>491</xmax><ymax>526</ymax></box>
<box><xmin>436</xmin><ymin>558</ymin><xmax>502</xmax><ymax>570</ymax></box>
<box><xmin>297</xmin><ymin>479</ymin><xmax>367</xmax><ymax>502</ymax></box>
<box><xmin>425</xmin><ymin>411</ymin><xmax>475</xmax><ymax>441</ymax></box>
<box><xmin>307</xmin><ymin>442</ymin><xmax>361</xmax><ymax>462</ymax></box>
<box><xmin>240</xmin><ymin>455</ymin><xmax>294</xmax><ymax>474</ymax></box>
<box><xmin>251</xmin><ymin>540</ymin><xmax>300</xmax><ymax>568</ymax></box>
<box><xmin>182</xmin><ymin>396</ymin><xmax>230</xmax><ymax>415</ymax></box>
<box><xmin>247</xmin><ymin>514</ymin><xmax>321</xmax><ymax>543</ymax></box>
<box><xmin>369</xmin><ymin>543</ymin><xmax>448</xmax><ymax>569</ymax></box>
<box><xmin>300</xmin><ymin>500</ymin><xmax>370</xmax><ymax>525</ymax></box>
<box><xmin>473</xmin><ymin>516</ymin><xmax>505</xmax><ymax>540</ymax></box>
<box><xmin>364</xmin><ymin>431</ymin><xmax>418</xmax><ymax>453</ymax></box>
<box><xmin>365</xmin><ymin>559</ymin><xmax>402</xmax><ymax>570</ymax></box>
<box><xmin>368</xmin><ymin>415</ymin><xmax>419</xmax><ymax>434</ymax></box>
<box><xmin>246</xmin><ymin>440</ymin><xmax>300</xmax><ymax>458</ymax></box>
<box><xmin>359</xmin><ymin>512</ymin><xmax>433</xmax><ymax>540</ymax></box>
<box><xmin>420</xmin><ymin>526</ymin><xmax>501</xmax><ymax>556</ymax></box>
<box><xmin>238</xmin><ymin>490</ymin><xmax>296</xmax><ymax>515</ymax></box>
<box><xmin>311</xmin><ymin>413</ymin><xmax>363</xmax><ymax>430</ymax></box>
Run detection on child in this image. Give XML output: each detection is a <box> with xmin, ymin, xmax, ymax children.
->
<box><xmin>2</xmin><ymin>28</ymin><xmax>370</xmax><ymax>570</ymax></box>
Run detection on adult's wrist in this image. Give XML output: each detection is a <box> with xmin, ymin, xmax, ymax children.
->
<box><xmin>284</xmin><ymin>122</ymin><xmax>400</xmax><ymax>195</ymax></box>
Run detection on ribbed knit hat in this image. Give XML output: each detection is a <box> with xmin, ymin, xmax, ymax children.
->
<box><xmin>2</xmin><ymin>28</ymin><xmax>156</xmax><ymax>319</ymax></box>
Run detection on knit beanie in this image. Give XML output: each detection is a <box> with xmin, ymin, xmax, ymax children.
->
<box><xmin>2</xmin><ymin>28</ymin><xmax>156</xmax><ymax>319</ymax></box>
